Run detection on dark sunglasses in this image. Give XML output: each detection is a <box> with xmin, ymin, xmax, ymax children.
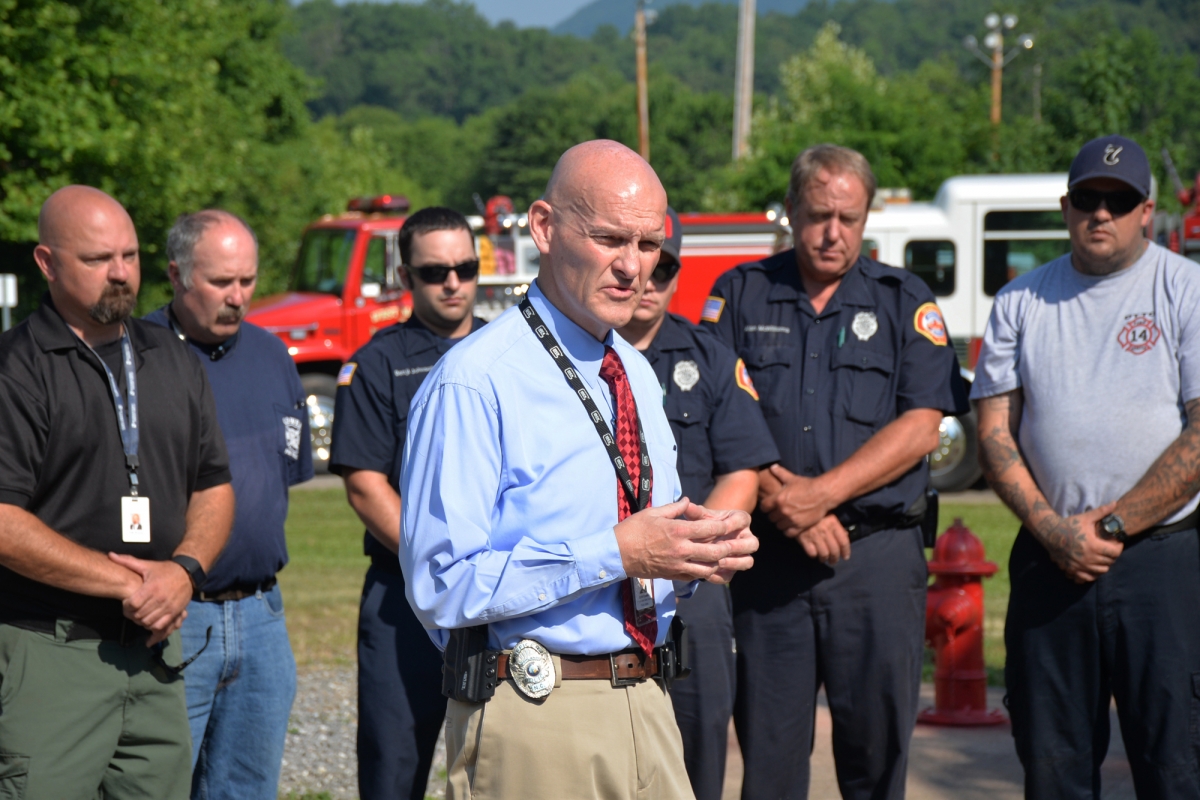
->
<box><xmin>651</xmin><ymin>260</ymin><xmax>682</xmax><ymax>285</ymax></box>
<box><xmin>1068</xmin><ymin>188</ymin><xmax>1145</xmax><ymax>216</ymax></box>
<box><xmin>406</xmin><ymin>260</ymin><xmax>480</xmax><ymax>284</ymax></box>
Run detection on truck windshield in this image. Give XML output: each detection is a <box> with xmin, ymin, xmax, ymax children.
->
<box><xmin>294</xmin><ymin>229</ymin><xmax>357</xmax><ymax>295</ymax></box>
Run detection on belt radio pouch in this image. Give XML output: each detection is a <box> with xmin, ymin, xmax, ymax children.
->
<box><xmin>442</xmin><ymin>624</ymin><xmax>500</xmax><ymax>703</ymax></box>
<box><xmin>922</xmin><ymin>488</ymin><xmax>940</xmax><ymax>549</ymax></box>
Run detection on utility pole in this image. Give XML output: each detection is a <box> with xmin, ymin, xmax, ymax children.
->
<box><xmin>635</xmin><ymin>0</ymin><xmax>651</xmax><ymax>162</ymax></box>
<box><xmin>732</xmin><ymin>0</ymin><xmax>756</xmax><ymax>160</ymax></box>
<box><xmin>1032</xmin><ymin>62</ymin><xmax>1042</xmax><ymax>124</ymax></box>
<box><xmin>963</xmin><ymin>13</ymin><xmax>1033</xmax><ymax>127</ymax></box>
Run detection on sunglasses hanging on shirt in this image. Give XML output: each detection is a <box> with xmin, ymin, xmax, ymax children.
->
<box><xmin>405</xmin><ymin>260</ymin><xmax>480</xmax><ymax>285</ymax></box>
<box><xmin>1067</xmin><ymin>188</ymin><xmax>1145</xmax><ymax>217</ymax></box>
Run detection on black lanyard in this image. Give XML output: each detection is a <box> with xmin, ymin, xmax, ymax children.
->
<box><xmin>519</xmin><ymin>297</ymin><xmax>652</xmax><ymax>512</ymax></box>
<box><xmin>79</xmin><ymin>330</ymin><xmax>141</xmax><ymax>495</ymax></box>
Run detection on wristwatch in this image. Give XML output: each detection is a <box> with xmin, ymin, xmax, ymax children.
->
<box><xmin>171</xmin><ymin>555</ymin><xmax>207</xmax><ymax>591</ymax></box>
<box><xmin>1099</xmin><ymin>513</ymin><xmax>1128</xmax><ymax>543</ymax></box>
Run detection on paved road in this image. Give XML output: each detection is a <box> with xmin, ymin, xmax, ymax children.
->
<box><xmin>722</xmin><ymin>685</ymin><xmax>1135</xmax><ymax>800</ymax></box>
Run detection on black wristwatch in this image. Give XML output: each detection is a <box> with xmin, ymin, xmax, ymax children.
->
<box><xmin>1099</xmin><ymin>513</ymin><xmax>1128</xmax><ymax>543</ymax></box>
<box><xmin>171</xmin><ymin>555</ymin><xmax>207</xmax><ymax>591</ymax></box>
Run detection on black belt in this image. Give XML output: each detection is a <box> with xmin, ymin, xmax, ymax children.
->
<box><xmin>844</xmin><ymin>515</ymin><xmax>921</xmax><ymax>542</ymax></box>
<box><xmin>194</xmin><ymin>577</ymin><xmax>277</xmax><ymax>602</ymax></box>
<box><xmin>1134</xmin><ymin>508</ymin><xmax>1200</xmax><ymax>541</ymax></box>
<box><xmin>369</xmin><ymin>555</ymin><xmax>404</xmax><ymax>575</ymax></box>
<box><xmin>0</xmin><ymin>615</ymin><xmax>148</xmax><ymax>646</ymax></box>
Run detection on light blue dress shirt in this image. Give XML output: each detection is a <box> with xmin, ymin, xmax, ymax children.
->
<box><xmin>400</xmin><ymin>280</ymin><xmax>691</xmax><ymax>654</ymax></box>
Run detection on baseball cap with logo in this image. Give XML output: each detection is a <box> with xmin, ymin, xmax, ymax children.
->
<box><xmin>653</xmin><ymin>207</ymin><xmax>683</xmax><ymax>281</ymax></box>
<box><xmin>1068</xmin><ymin>134</ymin><xmax>1151</xmax><ymax>198</ymax></box>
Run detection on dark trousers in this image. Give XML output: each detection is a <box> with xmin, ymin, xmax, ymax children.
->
<box><xmin>733</xmin><ymin>525</ymin><xmax>927</xmax><ymax>800</ymax></box>
<box><xmin>357</xmin><ymin>563</ymin><xmax>447</xmax><ymax>800</ymax></box>
<box><xmin>670</xmin><ymin>581</ymin><xmax>737</xmax><ymax>800</ymax></box>
<box><xmin>1005</xmin><ymin>526</ymin><xmax>1200</xmax><ymax>799</ymax></box>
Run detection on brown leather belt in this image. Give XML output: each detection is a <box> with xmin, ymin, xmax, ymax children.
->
<box><xmin>497</xmin><ymin>648</ymin><xmax>659</xmax><ymax>683</ymax></box>
<box><xmin>194</xmin><ymin>577</ymin><xmax>277</xmax><ymax>603</ymax></box>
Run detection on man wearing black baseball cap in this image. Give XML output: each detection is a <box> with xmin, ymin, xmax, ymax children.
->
<box><xmin>975</xmin><ymin>133</ymin><xmax>1200</xmax><ymax>797</ymax></box>
<box><xmin>618</xmin><ymin>208</ymin><xmax>779</xmax><ymax>800</ymax></box>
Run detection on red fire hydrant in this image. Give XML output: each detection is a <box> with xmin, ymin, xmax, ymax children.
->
<box><xmin>917</xmin><ymin>518</ymin><xmax>1006</xmax><ymax>726</ymax></box>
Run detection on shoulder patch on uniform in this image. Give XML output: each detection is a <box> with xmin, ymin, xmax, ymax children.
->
<box><xmin>337</xmin><ymin>362</ymin><xmax>358</xmax><ymax>386</ymax></box>
<box><xmin>913</xmin><ymin>303</ymin><xmax>948</xmax><ymax>346</ymax></box>
<box><xmin>701</xmin><ymin>296</ymin><xmax>725</xmax><ymax>324</ymax></box>
<box><xmin>734</xmin><ymin>358</ymin><xmax>759</xmax><ymax>400</ymax></box>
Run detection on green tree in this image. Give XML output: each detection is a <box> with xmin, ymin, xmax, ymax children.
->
<box><xmin>0</xmin><ymin>0</ymin><xmax>423</xmax><ymax>319</ymax></box>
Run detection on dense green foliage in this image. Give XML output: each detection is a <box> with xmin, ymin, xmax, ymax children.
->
<box><xmin>0</xmin><ymin>0</ymin><xmax>423</xmax><ymax>317</ymax></box>
<box><xmin>3</xmin><ymin>0</ymin><xmax>1200</xmax><ymax>320</ymax></box>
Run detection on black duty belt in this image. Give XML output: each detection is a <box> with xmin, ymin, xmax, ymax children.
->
<box><xmin>0</xmin><ymin>614</ymin><xmax>148</xmax><ymax>646</ymax></box>
<box><xmin>194</xmin><ymin>577</ymin><xmax>277</xmax><ymax>603</ymax></box>
<box><xmin>369</xmin><ymin>555</ymin><xmax>404</xmax><ymax>575</ymax></box>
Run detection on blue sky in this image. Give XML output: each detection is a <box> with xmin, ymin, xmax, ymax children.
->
<box><xmin>448</xmin><ymin>0</ymin><xmax>594</xmax><ymax>28</ymax></box>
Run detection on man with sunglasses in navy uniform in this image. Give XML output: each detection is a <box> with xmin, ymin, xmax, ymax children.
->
<box><xmin>976</xmin><ymin>135</ymin><xmax>1200</xmax><ymax>798</ymax></box>
<box><xmin>329</xmin><ymin>207</ymin><xmax>485</xmax><ymax>800</ymax></box>
<box><xmin>617</xmin><ymin>208</ymin><xmax>778</xmax><ymax>800</ymax></box>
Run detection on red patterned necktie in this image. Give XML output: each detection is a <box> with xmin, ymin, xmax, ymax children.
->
<box><xmin>598</xmin><ymin>345</ymin><xmax>657</xmax><ymax>658</ymax></box>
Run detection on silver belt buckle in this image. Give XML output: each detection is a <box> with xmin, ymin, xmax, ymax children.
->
<box><xmin>510</xmin><ymin>639</ymin><xmax>555</xmax><ymax>699</ymax></box>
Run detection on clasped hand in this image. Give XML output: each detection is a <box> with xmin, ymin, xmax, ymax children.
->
<box><xmin>759</xmin><ymin>464</ymin><xmax>850</xmax><ymax>566</ymax></box>
<box><xmin>1035</xmin><ymin>504</ymin><xmax>1123</xmax><ymax>584</ymax></box>
<box><xmin>616</xmin><ymin>498</ymin><xmax>758</xmax><ymax>584</ymax></box>
<box><xmin>109</xmin><ymin>553</ymin><xmax>194</xmax><ymax>646</ymax></box>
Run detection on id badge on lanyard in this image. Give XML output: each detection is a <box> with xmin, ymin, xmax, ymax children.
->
<box><xmin>82</xmin><ymin>331</ymin><xmax>149</xmax><ymax>543</ymax></box>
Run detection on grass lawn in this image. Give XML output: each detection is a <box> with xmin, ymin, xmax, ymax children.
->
<box><xmin>279</xmin><ymin>488</ymin><xmax>366</xmax><ymax>667</ymax></box>
<box><xmin>280</xmin><ymin>488</ymin><xmax>1022</xmax><ymax>684</ymax></box>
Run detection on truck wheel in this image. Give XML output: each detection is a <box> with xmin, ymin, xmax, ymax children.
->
<box><xmin>301</xmin><ymin>373</ymin><xmax>337</xmax><ymax>475</ymax></box>
<box><xmin>930</xmin><ymin>409</ymin><xmax>983</xmax><ymax>494</ymax></box>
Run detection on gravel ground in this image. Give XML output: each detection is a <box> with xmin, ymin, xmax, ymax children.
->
<box><xmin>280</xmin><ymin>668</ymin><xmax>447</xmax><ymax>800</ymax></box>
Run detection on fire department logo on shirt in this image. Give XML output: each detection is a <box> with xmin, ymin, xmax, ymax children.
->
<box><xmin>1118</xmin><ymin>314</ymin><xmax>1160</xmax><ymax>355</ymax></box>
<box><xmin>734</xmin><ymin>358</ymin><xmax>759</xmax><ymax>400</ymax></box>
<box><xmin>913</xmin><ymin>303</ymin><xmax>948</xmax><ymax>346</ymax></box>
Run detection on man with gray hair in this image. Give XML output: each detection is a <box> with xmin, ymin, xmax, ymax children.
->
<box><xmin>702</xmin><ymin>144</ymin><xmax>968</xmax><ymax>799</ymax></box>
<box><xmin>146</xmin><ymin>209</ymin><xmax>312</xmax><ymax>800</ymax></box>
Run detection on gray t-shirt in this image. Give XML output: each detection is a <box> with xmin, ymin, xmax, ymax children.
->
<box><xmin>971</xmin><ymin>241</ymin><xmax>1200</xmax><ymax>523</ymax></box>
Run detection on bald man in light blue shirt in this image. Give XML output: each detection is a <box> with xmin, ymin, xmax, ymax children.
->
<box><xmin>400</xmin><ymin>140</ymin><xmax>758</xmax><ymax>800</ymax></box>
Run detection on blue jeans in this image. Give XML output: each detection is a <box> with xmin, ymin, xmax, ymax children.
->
<box><xmin>181</xmin><ymin>583</ymin><xmax>297</xmax><ymax>800</ymax></box>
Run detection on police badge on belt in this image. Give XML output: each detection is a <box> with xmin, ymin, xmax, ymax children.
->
<box><xmin>510</xmin><ymin>640</ymin><xmax>556</xmax><ymax>699</ymax></box>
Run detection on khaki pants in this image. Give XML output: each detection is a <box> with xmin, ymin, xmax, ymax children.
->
<box><xmin>0</xmin><ymin>622</ymin><xmax>192</xmax><ymax>800</ymax></box>
<box><xmin>446</xmin><ymin>675</ymin><xmax>695</xmax><ymax>800</ymax></box>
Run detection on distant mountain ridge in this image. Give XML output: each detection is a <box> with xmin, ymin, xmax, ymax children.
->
<box><xmin>553</xmin><ymin>0</ymin><xmax>813</xmax><ymax>38</ymax></box>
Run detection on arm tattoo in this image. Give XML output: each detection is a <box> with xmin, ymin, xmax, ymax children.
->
<box><xmin>978</xmin><ymin>391</ymin><xmax>1075</xmax><ymax>560</ymax></box>
<box><xmin>1116</xmin><ymin>397</ymin><xmax>1200</xmax><ymax>533</ymax></box>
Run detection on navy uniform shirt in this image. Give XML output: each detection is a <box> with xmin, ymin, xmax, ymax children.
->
<box><xmin>702</xmin><ymin>250</ymin><xmax>968</xmax><ymax>525</ymax></box>
<box><xmin>329</xmin><ymin>315</ymin><xmax>486</xmax><ymax>561</ymax></box>
<box><xmin>642</xmin><ymin>313</ymin><xmax>779</xmax><ymax>503</ymax></box>
<box><xmin>145</xmin><ymin>307</ymin><xmax>313</xmax><ymax>592</ymax></box>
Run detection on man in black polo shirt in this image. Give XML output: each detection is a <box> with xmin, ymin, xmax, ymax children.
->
<box><xmin>146</xmin><ymin>209</ymin><xmax>312</xmax><ymax>800</ymax></box>
<box><xmin>0</xmin><ymin>185</ymin><xmax>234</xmax><ymax>798</ymax></box>
<box><xmin>618</xmin><ymin>208</ymin><xmax>779</xmax><ymax>800</ymax></box>
<box><xmin>330</xmin><ymin>206</ymin><xmax>485</xmax><ymax>800</ymax></box>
